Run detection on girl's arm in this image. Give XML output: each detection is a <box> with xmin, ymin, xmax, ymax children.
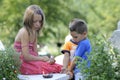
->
<box><xmin>21</xmin><ymin>30</ymin><xmax>49</xmax><ymax>62</ymax></box>
<box><xmin>33</xmin><ymin>35</ymin><xmax>38</xmax><ymax>53</ymax></box>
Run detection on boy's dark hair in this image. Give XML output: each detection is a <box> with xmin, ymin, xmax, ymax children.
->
<box><xmin>69</xmin><ymin>18</ymin><xmax>87</xmax><ymax>34</ymax></box>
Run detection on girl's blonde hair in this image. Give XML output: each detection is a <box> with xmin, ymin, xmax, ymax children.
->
<box><xmin>23</xmin><ymin>5</ymin><xmax>45</xmax><ymax>35</ymax></box>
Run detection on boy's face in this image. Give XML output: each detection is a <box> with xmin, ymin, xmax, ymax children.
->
<box><xmin>70</xmin><ymin>31</ymin><xmax>86</xmax><ymax>43</ymax></box>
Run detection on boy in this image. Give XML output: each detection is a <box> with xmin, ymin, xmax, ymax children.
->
<box><xmin>61</xmin><ymin>24</ymin><xmax>78</xmax><ymax>74</ymax></box>
<box><xmin>67</xmin><ymin>18</ymin><xmax>91</xmax><ymax>80</ymax></box>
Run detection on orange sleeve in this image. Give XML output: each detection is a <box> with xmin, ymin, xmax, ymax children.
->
<box><xmin>61</xmin><ymin>41</ymin><xmax>72</xmax><ymax>54</ymax></box>
<box><xmin>62</xmin><ymin>41</ymin><xmax>72</xmax><ymax>50</ymax></box>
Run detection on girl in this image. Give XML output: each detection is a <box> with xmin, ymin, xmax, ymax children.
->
<box><xmin>14</xmin><ymin>5</ymin><xmax>62</xmax><ymax>75</ymax></box>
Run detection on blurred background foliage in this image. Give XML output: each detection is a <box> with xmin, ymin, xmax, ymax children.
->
<box><xmin>0</xmin><ymin>0</ymin><xmax>120</xmax><ymax>79</ymax></box>
<box><xmin>0</xmin><ymin>0</ymin><xmax>120</xmax><ymax>52</ymax></box>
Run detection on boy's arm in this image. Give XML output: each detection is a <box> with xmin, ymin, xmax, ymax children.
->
<box><xmin>63</xmin><ymin>52</ymin><xmax>70</xmax><ymax>68</ymax></box>
<box><xmin>61</xmin><ymin>52</ymin><xmax>70</xmax><ymax>73</ymax></box>
<box><xmin>67</xmin><ymin>56</ymin><xmax>76</xmax><ymax>79</ymax></box>
<box><xmin>68</xmin><ymin>56</ymin><xmax>76</xmax><ymax>71</ymax></box>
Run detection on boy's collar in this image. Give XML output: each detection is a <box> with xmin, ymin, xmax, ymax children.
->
<box><xmin>70</xmin><ymin>39</ymin><xmax>78</xmax><ymax>45</ymax></box>
<box><xmin>78</xmin><ymin>37</ymin><xmax>87</xmax><ymax>43</ymax></box>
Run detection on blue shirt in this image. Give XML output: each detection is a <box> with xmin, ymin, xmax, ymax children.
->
<box><xmin>74</xmin><ymin>38</ymin><xmax>92</xmax><ymax>74</ymax></box>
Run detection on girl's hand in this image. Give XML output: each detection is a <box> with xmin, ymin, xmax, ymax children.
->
<box><xmin>42</xmin><ymin>56</ymin><xmax>50</xmax><ymax>62</ymax></box>
<box><xmin>48</xmin><ymin>56</ymin><xmax>56</xmax><ymax>64</ymax></box>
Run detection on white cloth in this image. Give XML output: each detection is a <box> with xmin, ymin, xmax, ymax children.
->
<box><xmin>75</xmin><ymin>72</ymin><xmax>85</xmax><ymax>80</ymax></box>
<box><xmin>55</xmin><ymin>54</ymin><xmax>64</xmax><ymax>65</ymax></box>
<box><xmin>109</xmin><ymin>21</ymin><xmax>120</xmax><ymax>51</ymax></box>
<box><xmin>65</xmin><ymin>34</ymin><xmax>72</xmax><ymax>43</ymax></box>
<box><xmin>18</xmin><ymin>73</ymin><xmax>69</xmax><ymax>80</ymax></box>
<box><xmin>109</xmin><ymin>30</ymin><xmax>120</xmax><ymax>49</ymax></box>
<box><xmin>0</xmin><ymin>40</ymin><xmax>5</xmax><ymax>51</ymax></box>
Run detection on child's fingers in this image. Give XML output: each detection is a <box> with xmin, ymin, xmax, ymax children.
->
<box><xmin>67</xmin><ymin>71</ymin><xmax>73</xmax><ymax>79</ymax></box>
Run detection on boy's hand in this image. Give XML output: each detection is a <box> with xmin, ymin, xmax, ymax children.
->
<box><xmin>66</xmin><ymin>71</ymin><xmax>73</xmax><ymax>79</ymax></box>
<box><xmin>60</xmin><ymin>67</ymin><xmax>68</xmax><ymax>73</ymax></box>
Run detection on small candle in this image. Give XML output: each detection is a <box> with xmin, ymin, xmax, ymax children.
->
<box><xmin>50</xmin><ymin>55</ymin><xmax>54</xmax><ymax>58</ymax></box>
<box><xmin>42</xmin><ymin>71</ymin><xmax>45</xmax><ymax>75</ymax></box>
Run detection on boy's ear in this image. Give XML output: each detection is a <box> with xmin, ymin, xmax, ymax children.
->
<box><xmin>83</xmin><ymin>32</ymin><xmax>87</xmax><ymax>35</ymax></box>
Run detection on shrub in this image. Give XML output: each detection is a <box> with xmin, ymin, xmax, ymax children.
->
<box><xmin>76</xmin><ymin>35</ymin><xmax>120</xmax><ymax>80</ymax></box>
<box><xmin>0</xmin><ymin>47</ymin><xmax>20</xmax><ymax>80</ymax></box>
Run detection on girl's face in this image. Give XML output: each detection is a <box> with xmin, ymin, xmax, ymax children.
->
<box><xmin>32</xmin><ymin>13</ymin><xmax>42</xmax><ymax>31</ymax></box>
<box><xmin>70</xmin><ymin>31</ymin><xmax>86</xmax><ymax>43</ymax></box>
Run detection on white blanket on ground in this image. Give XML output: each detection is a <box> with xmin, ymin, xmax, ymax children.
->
<box><xmin>18</xmin><ymin>73</ymin><xmax>69</xmax><ymax>80</ymax></box>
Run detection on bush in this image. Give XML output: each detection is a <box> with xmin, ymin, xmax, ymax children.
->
<box><xmin>0</xmin><ymin>47</ymin><xmax>20</xmax><ymax>80</ymax></box>
<box><xmin>76</xmin><ymin>35</ymin><xmax>120</xmax><ymax>80</ymax></box>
